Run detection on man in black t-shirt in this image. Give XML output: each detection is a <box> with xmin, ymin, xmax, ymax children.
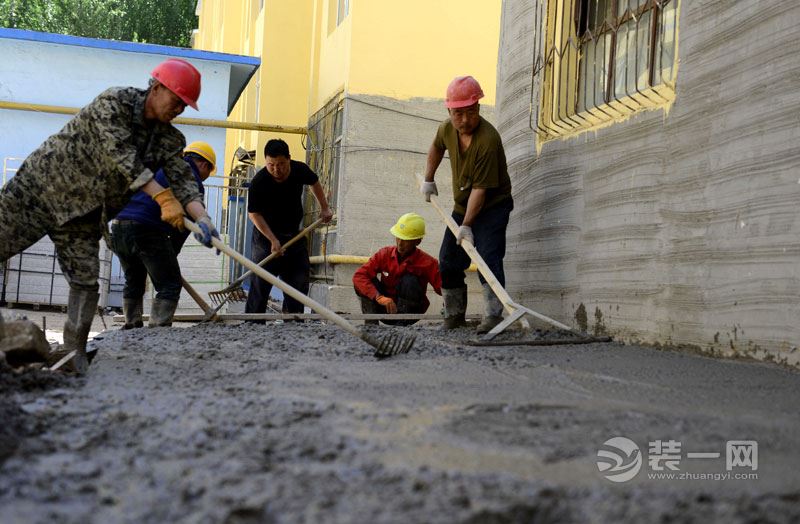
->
<box><xmin>245</xmin><ymin>139</ymin><xmax>333</xmax><ymax>318</ymax></box>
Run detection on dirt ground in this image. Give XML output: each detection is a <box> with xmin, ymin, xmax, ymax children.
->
<box><xmin>1</xmin><ymin>311</ymin><xmax>799</xmax><ymax>523</ymax></box>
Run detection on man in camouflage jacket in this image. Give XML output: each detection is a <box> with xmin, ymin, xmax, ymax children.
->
<box><xmin>0</xmin><ymin>58</ymin><xmax>219</xmax><ymax>374</ymax></box>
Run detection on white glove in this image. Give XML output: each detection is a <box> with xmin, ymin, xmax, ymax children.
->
<box><xmin>421</xmin><ymin>181</ymin><xmax>438</xmax><ymax>202</ymax></box>
<box><xmin>456</xmin><ymin>225</ymin><xmax>474</xmax><ymax>246</ymax></box>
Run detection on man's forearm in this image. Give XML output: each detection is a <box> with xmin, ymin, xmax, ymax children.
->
<box><xmin>311</xmin><ymin>183</ymin><xmax>332</xmax><ymax>214</ymax></box>
<box><xmin>248</xmin><ymin>213</ymin><xmax>278</xmax><ymax>243</ymax></box>
<box><xmin>185</xmin><ymin>200</ymin><xmax>208</xmax><ymax>221</ymax></box>
<box><xmin>140</xmin><ymin>178</ymin><xmax>166</xmax><ymax>197</ymax></box>
<box><xmin>462</xmin><ymin>188</ymin><xmax>486</xmax><ymax>227</ymax></box>
<box><xmin>425</xmin><ymin>143</ymin><xmax>445</xmax><ymax>182</ymax></box>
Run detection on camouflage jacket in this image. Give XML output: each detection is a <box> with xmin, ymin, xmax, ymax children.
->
<box><xmin>17</xmin><ymin>87</ymin><xmax>202</xmax><ymax>226</ymax></box>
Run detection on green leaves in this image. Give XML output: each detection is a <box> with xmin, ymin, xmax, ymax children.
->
<box><xmin>0</xmin><ymin>0</ymin><xmax>198</xmax><ymax>47</ymax></box>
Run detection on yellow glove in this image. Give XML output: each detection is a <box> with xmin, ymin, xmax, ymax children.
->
<box><xmin>376</xmin><ymin>295</ymin><xmax>397</xmax><ymax>314</ymax></box>
<box><xmin>152</xmin><ymin>188</ymin><xmax>185</xmax><ymax>231</ymax></box>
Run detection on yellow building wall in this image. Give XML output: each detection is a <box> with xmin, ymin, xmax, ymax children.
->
<box><xmin>310</xmin><ymin>0</ymin><xmax>501</xmax><ymax>110</ymax></box>
<box><xmin>194</xmin><ymin>0</ymin><xmax>501</xmax><ymax>170</ymax></box>
<box><xmin>194</xmin><ymin>0</ymin><xmax>312</xmax><ymax>173</ymax></box>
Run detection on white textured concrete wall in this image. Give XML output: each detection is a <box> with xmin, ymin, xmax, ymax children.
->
<box><xmin>310</xmin><ymin>95</ymin><xmax>494</xmax><ymax>315</ymax></box>
<box><xmin>496</xmin><ymin>0</ymin><xmax>800</xmax><ymax>366</ymax></box>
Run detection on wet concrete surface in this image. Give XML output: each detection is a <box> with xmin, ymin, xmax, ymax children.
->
<box><xmin>1</xmin><ymin>321</ymin><xmax>799</xmax><ymax>523</ymax></box>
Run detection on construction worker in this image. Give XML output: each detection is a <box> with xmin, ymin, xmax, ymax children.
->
<box><xmin>111</xmin><ymin>142</ymin><xmax>217</xmax><ymax>329</ymax></box>
<box><xmin>245</xmin><ymin>139</ymin><xmax>333</xmax><ymax>319</ymax></box>
<box><xmin>421</xmin><ymin>75</ymin><xmax>513</xmax><ymax>333</ymax></box>
<box><xmin>0</xmin><ymin>58</ymin><xmax>220</xmax><ymax>374</ymax></box>
<box><xmin>353</xmin><ymin>213</ymin><xmax>442</xmax><ymax>326</ymax></box>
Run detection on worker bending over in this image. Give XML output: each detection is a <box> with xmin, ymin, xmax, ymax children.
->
<box><xmin>111</xmin><ymin>142</ymin><xmax>217</xmax><ymax>329</ymax></box>
<box><xmin>245</xmin><ymin>139</ymin><xmax>333</xmax><ymax>319</ymax></box>
<box><xmin>0</xmin><ymin>59</ymin><xmax>220</xmax><ymax>373</ymax></box>
<box><xmin>353</xmin><ymin>213</ymin><xmax>442</xmax><ymax>326</ymax></box>
<box><xmin>421</xmin><ymin>76</ymin><xmax>513</xmax><ymax>334</ymax></box>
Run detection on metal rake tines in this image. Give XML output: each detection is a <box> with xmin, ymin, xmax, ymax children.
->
<box><xmin>207</xmin><ymin>286</ymin><xmax>247</xmax><ymax>305</ymax></box>
<box><xmin>369</xmin><ymin>331</ymin><xmax>417</xmax><ymax>359</ymax></box>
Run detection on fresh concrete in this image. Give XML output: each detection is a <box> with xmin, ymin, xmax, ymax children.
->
<box><xmin>1</xmin><ymin>322</ymin><xmax>798</xmax><ymax>522</ymax></box>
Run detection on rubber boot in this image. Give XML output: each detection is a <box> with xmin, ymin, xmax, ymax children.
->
<box><xmin>477</xmin><ymin>283</ymin><xmax>504</xmax><ymax>334</ymax></box>
<box><xmin>148</xmin><ymin>298</ymin><xmax>179</xmax><ymax>327</ymax></box>
<box><xmin>63</xmin><ymin>288</ymin><xmax>99</xmax><ymax>375</ymax></box>
<box><xmin>442</xmin><ymin>287</ymin><xmax>467</xmax><ymax>329</ymax></box>
<box><xmin>122</xmin><ymin>298</ymin><xmax>144</xmax><ymax>330</ymax></box>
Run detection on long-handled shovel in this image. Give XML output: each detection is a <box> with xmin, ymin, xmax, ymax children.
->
<box><xmin>185</xmin><ymin>218</ymin><xmax>416</xmax><ymax>358</ymax></box>
<box><xmin>205</xmin><ymin>218</ymin><xmax>324</xmax><ymax>318</ymax></box>
<box><xmin>418</xmin><ymin>174</ymin><xmax>591</xmax><ymax>341</ymax></box>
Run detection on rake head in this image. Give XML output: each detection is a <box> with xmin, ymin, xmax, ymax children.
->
<box><xmin>207</xmin><ymin>285</ymin><xmax>247</xmax><ymax>306</ymax></box>
<box><xmin>363</xmin><ymin>330</ymin><xmax>417</xmax><ymax>359</ymax></box>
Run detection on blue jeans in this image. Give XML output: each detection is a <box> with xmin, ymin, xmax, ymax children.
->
<box><xmin>110</xmin><ymin>221</ymin><xmax>183</xmax><ymax>301</ymax></box>
<box><xmin>439</xmin><ymin>197</ymin><xmax>513</xmax><ymax>289</ymax></box>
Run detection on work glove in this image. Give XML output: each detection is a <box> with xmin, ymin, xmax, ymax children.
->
<box><xmin>456</xmin><ymin>225</ymin><xmax>474</xmax><ymax>246</ymax></box>
<box><xmin>152</xmin><ymin>188</ymin><xmax>185</xmax><ymax>231</ymax></box>
<box><xmin>194</xmin><ymin>215</ymin><xmax>221</xmax><ymax>254</ymax></box>
<box><xmin>421</xmin><ymin>181</ymin><xmax>438</xmax><ymax>202</ymax></box>
<box><xmin>376</xmin><ymin>294</ymin><xmax>397</xmax><ymax>314</ymax></box>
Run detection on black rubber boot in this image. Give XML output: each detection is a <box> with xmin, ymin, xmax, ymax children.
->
<box><xmin>442</xmin><ymin>287</ymin><xmax>467</xmax><ymax>329</ymax></box>
<box><xmin>148</xmin><ymin>298</ymin><xmax>179</xmax><ymax>327</ymax></box>
<box><xmin>63</xmin><ymin>288</ymin><xmax>99</xmax><ymax>375</ymax></box>
<box><xmin>122</xmin><ymin>298</ymin><xmax>144</xmax><ymax>330</ymax></box>
<box><xmin>476</xmin><ymin>283</ymin><xmax>504</xmax><ymax>334</ymax></box>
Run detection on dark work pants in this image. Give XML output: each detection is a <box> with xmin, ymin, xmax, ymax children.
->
<box><xmin>439</xmin><ymin>198</ymin><xmax>513</xmax><ymax>290</ymax></box>
<box><xmin>110</xmin><ymin>221</ymin><xmax>183</xmax><ymax>301</ymax></box>
<box><xmin>356</xmin><ymin>273</ymin><xmax>427</xmax><ymax>326</ymax></box>
<box><xmin>0</xmin><ymin>176</ymin><xmax>102</xmax><ymax>293</ymax></box>
<box><xmin>245</xmin><ymin>233</ymin><xmax>310</xmax><ymax>316</ymax></box>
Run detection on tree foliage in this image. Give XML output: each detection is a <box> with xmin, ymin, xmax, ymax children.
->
<box><xmin>0</xmin><ymin>0</ymin><xmax>198</xmax><ymax>47</ymax></box>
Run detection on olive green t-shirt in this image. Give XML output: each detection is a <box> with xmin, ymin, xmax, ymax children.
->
<box><xmin>434</xmin><ymin>116</ymin><xmax>512</xmax><ymax>215</ymax></box>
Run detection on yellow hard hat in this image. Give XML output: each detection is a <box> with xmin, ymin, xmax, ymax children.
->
<box><xmin>390</xmin><ymin>212</ymin><xmax>426</xmax><ymax>240</ymax></box>
<box><xmin>184</xmin><ymin>141</ymin><xmax>216</xmax><ymax>173</ymax></box>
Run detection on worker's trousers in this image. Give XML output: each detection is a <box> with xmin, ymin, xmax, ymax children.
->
<box><xmin>439</xmin><ymin>197</ymin><xmax>513</xmax><ymax>290</ymax></box>
<box><xmin>356</xmin><ymin>273</ymin><xmax>427</xmax><ymax>326</ymax></box>
<box><xmin>110</xmin><ymin>221</ymin><xmax>184</xmax><ymax>302</ymax></box>
<box><xmin>245</xmin><ymin>232</ymin><xmax>310</xmax><ymax>317</ymax></box>
<box><xmin>0</xmin><ymin>176</ymin><xmax>102</xmax><ymax>293</ymax></box>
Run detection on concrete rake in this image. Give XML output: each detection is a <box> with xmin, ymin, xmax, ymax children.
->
<box><xmin>185</xmin><ymin>219</ymin><xmax>416</xmax><ymax>358</ymax></box>
<box><xmin>206</xmin><ymin>218</ymin><xmax>323</xmax><ymax>313</ymax></box>
<box><xmin>418</xmin><ymin>175</ymin><xmax>594</xmax><ymax>341</ymax></box>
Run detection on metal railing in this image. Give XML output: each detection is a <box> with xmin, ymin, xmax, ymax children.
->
<box><xmin>531</xmin><ymin>0</ymin><xmax>678</xmax><ymax>139</ymax></box>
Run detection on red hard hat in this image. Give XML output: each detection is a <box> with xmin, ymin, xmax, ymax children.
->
<box><xmin>151</xmin><ymin>58</ymin><xmax>201</xmax><ymax>110</ymax></box>
<box><xmin>445</xmin><ymin>75</ymin><xmax>484</xmax><ymax>109</ymax></box>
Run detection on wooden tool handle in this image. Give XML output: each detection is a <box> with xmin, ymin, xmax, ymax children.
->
<box><xmin>184</xmin><ymin>218</ymin><xmax>361</xmax><ymax>338</ymax></box>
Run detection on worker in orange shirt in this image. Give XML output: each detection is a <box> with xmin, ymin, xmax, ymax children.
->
<box><xmin>353</xmin><ymin>213</ymin><xmax>442</xmax><ymax>326</ymax></box>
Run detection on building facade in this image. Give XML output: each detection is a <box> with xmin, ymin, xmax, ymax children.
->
<box><xmin>193</xmin><ymin>0</ymin><xmax>503</xmax><ymax>313</ymax></box>
<box><xmin>496</xmin><ymin>0</ymin><xmax>799</xmax><ymax>366</ymax></box>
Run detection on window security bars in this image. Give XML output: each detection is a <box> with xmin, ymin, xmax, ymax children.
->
<box><xmin>531</xmin><ymin>0</ymin><xmax>678</xmax><ymax>140</ymax></box>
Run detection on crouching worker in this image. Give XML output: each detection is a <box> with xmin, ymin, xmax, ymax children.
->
<box><xmin>0</xmin><ymin>58</ymin><xmax>219</xmax><ymax>374</ymax></box>
<box><xmin>111</xmin><ymin>142</ymin><xmax>217</xmax><ymax>329</ymax></box>
<box><xmin>353</xmin><ymin>213</ymin><xmax>442</xmax><ymax>326</ymax></box>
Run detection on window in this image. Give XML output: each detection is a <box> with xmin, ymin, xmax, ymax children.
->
<box><xmin>337</xmin><ymin>0</ymin><xmax>350</xmax><ymax>26</ymax></box>
<box><xmin>533</xmin><ymin>0</ymin><xmax>678</xmax><ymax>141</ymax></box>
<box><xmin>327</xmin><ymin>0</ymin><xmax>350</xmax><ymax>33</ymax></box>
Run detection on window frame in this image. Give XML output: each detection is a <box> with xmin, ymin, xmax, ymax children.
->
<box><xmin>532</xmin><ymin>0</ymin><xmax>679</xmax><ymax>142</ymax></box>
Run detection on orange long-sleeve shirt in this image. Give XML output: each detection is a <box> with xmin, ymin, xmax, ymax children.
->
<box><xmin>353</xmin><ymin>246</ymin><xmax>442</xmax><ymax>310</ymax></box>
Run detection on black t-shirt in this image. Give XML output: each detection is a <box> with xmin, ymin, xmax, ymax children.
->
<box><xmin>247</xmin><ymin>160</ymin><xmax>319</xmax><ymax>237</ymax></box>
